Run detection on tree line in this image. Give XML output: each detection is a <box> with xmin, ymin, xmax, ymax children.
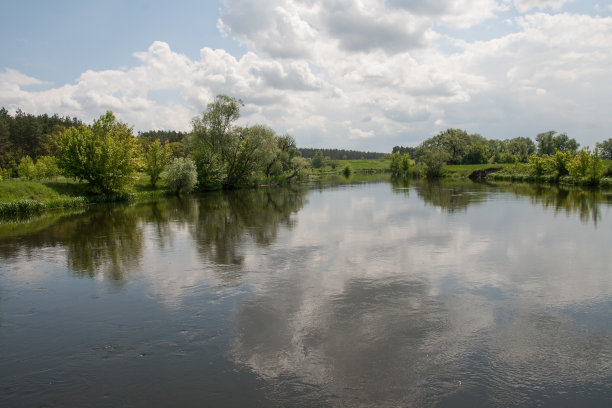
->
<box><xmin>391</xmin><ymin>128</ymin><xmax>612</xmax><ymax>180</ymax></box>
<box><xmin>0</xmin><ymin>95</ymin><xmax>310</xmax><ymax>193</ymax></box>
<box><xmin>299</xmin><ymin>148</ymin><xmax>385</xmax><ymax>160</ymax></box>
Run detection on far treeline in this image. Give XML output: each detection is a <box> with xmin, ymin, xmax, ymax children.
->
<box><xmin>390</xmin><ymin>128</ymin><xmax>612</xmax><ymax>183</ymax></box>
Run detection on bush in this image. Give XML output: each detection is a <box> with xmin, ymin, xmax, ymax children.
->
<box><xmin>18</xmin><ymin>156</ymin><xmax>37</xmax><ymax>180</ymax></box>
<box><xmin>422</xmin><ymin>147</ymin><xmax>449</xmax><ymax>178</ymax></box>
<box><xmin>342</xmin><ymin>164</ymin><xmax>352</xmax><ymax>178</ymax></box>
<box><xmin>36</xmin><ymin>156</ymin><xmax>60</xmax><ymax>179</ymax></box>
<box><xmin>165</xmin><ymin>157</ymin><xmax>197</xmax><ymax>194</ymax></box>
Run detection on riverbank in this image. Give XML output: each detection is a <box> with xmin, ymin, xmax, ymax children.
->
<box><xmin>0</xmin><ymin>175</ymin><xmax>172</xmax><ymax>216</ymax></box>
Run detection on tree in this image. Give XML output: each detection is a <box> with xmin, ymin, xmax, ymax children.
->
<box><xmin>505</xmin><ymin>137</ymin><xmax>536</xmax><ymax>162</ymax></box>
<box><xmin>17</xmin><ymin>155</ymin><xmax>37</xmax><ymax>180</ymax></box>
<box><xmin>191</xmin><ymin>94</ymin><xmax>243</xmax><ymax>156</ymax></box>
<box><xmin>190</xmin><ymin>95</ymin><xmax>242</xmax><ymax>189</ymax></box>
<box><xmin>57</xmin><ymin>111</ymin><xmax>140</xmax><ymax>193</ymax></box>
<box><xmin>144</xmin><ymin>139</ymin><xmax>171</xmax><ymax>188</ymax></box>
<box><xmin>596</xmin><ymin>138</ymin><xmax>612</xmax><ymax>159</ymax></box>
<box><xmin>389</xmin><ymin>152</ymin><xmax>414</xmax><ymax>176</ymax></box>
<box><xmin>35</xmin><ymin>155</ymin><xmax>60</xmax><ymax>179</ymax></box>
<box><xmin>422</xmin><ymin>147</ymin><xmax>449</xmax><ymax>178</ymax></box>
<box><xmin>165</xmin><ymin>157</ymin><xmax>197</xmax><ymax>194</ymax></box>
<box><xmin>567</xmin><ymin>147</ymin><xmax>604</xmax><ymax>184</ymax></box>
<box><xmin>223</xmin><ymin>125</ymin><xmax>277</xmax><ymax>187</ymax></box>
<box><xmin>536</xmin><ymin>131</ymin><xmax>579</xmax><ymax>155</ymax></box>
<box><xmin>311</xmin><ymin>150</ymin><xmax>324</xmax><ymax>168</ymax></box>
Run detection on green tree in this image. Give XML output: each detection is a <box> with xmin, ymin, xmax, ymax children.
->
<box><xmin>596</xmin><ymin>138</ymin><xmax>612</xmax><ymax>159</ymax></box>
<box><xmin>35</xmin><ymin>155</ymin><xmax>60</xmax><ymax>179</ymax></box>
<box><xmin>190</xmin><ymin>94</ymin><xmax>243</xmax><ymax>189</ymax></box>
<box><xmin>311</xmin><ymin>150</ymin><xmax>324</xmax><ymax>169</ymax></box>
<box><xmin>505</xmin><ymin>137</ymin><xmax>536</xmax><ymax>162</ymax></box>
<box><xmin>536</xmin><ymin>131</ymin><xmax>579</xmax><ymax>155</ymax></box>
<box><xmin>17</xmin><ymin>155</ymin><xmax>37</xmax><ymax>180</ymax></box>
<box><xmin>57</xmin><ymin>111</ymin><xmax>140</xmax><ymax>193</ymax></box>
<box><xmin>224</xmin><ymin>125</ymin><xmax>277</xmax><ymax>187</ymax></box>
<box><xmin>422</xmin><ymin>147</ymin><xmax>449</xmax><ymax>178</ymax></box>
<box><xmin>389</xmin><ymin>152</ymin><xmax>414</xmax><ymax>176</ymax></box>
<box><xmin>165</xmin><ymin>157</ymin><xmax>197</xmax><ymax>194</ymax></box>
<box><xmin>567</xmin><ymin>147</ymin><xmax>604</xmax><ymax>184</ymax></box>
<box><xmin>191</xmin><ymin>94</ymin><xmax>243</xmax><ymax>156</ymax></box>
<box><xmin>528</xmin><ymin>154</ymin><xmax>553</xmax><ymax>176</ymax></box>
<box><xmin>144</xmin><ymin>139</ymin><xmax>171</xmax><ymax>188</ymax></box>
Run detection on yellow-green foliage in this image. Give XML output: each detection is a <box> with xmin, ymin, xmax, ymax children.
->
<box><xmin>18</xmin><ymin>156</ymin><xmax>37</xmax><ymax>180</ymax></box>
<box><xmin>35</xmin><ymin>156</ymin><xmax>60</xmax><ymax>179</ymax></box>
<box><xmin>389</xmin><ymin>153</ymin><xmax>414</xmax><ymax>176</ymax></box>
<box><xmin>57</xmin><ymin>111</ymin><xmax>141</xmax><ymax>193</ymax></box>
<box><xmin>527</xmin><ymin>154</ymin><xmax>553</xmax><ymax>176</ymax></box>
<box><xmin>144</xmin><ymin>140</ymin><xmax>171</xmax><ymax>188</ymax></box>
<box><xmin>567</xmin><ymin>147</ymin><xmax>604</xmax><ymax>183</ymax></box>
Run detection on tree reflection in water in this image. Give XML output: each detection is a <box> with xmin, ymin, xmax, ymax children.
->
<box><xmin>391</xmin><ymin>178</ymin><xmax>609</xmax><ymax>226</ymax></box>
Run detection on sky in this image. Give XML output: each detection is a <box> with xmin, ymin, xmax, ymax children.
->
<box><xmin>1</xmin><ymin>0</ymin><xmax>612</xmax><ymax>152</ymax></box>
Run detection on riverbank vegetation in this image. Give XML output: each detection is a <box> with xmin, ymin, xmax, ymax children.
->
<box><xmin>3</xmin><ymin>94</ymin><xmax>612</xmax><ymax>216</ymax></box>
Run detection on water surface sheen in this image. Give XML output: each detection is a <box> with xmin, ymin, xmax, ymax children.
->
<box><xmin>1</xmin><ymin>180</ymin><xmax>612</xmax><ymax>407</ymax></box>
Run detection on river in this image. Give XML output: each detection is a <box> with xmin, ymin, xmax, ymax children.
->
<box><xmin>1</xmin><ymin>179</ymin><xmax>612</xmax><ymax>407</ymax></box>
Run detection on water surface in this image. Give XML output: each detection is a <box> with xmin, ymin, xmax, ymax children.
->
<box><xmin>1</xmin><ymin>180</ymin><xmax>612</xmax><ymax>407</ymax></box>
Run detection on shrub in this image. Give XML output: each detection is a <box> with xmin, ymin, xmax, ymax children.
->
<box><xmin>36</xmin><ymin>156</ymin><xmax>60</xmax><ymax>179</ymax></box>
<box><xmin>422</xmin><ymin>147</ymin><xmax>449</xmax><ymax>178</ymax></box>
<box><xmin>342</xmin><ymin>164</ymin><xmax>352</xmax><ymax>178</ymax></box>
<box><xmin>18</xmin><ymin>156</ymin><xmax>37</xmax><ymax>180</ymax></box>
<box><xmin>165</xmin><ymin>157</ymin><xmax>197</xmax><ymax>194</ymax></box>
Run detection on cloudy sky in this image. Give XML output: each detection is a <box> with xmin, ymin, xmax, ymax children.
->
<box><xmin>1</xmin><ymin>0</ymin><xmax>611</xmax><ymax>151</ymax></box>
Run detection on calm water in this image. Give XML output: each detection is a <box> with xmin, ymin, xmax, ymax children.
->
<box><xmin>1</xmin><ymin>179</ymin><xmax>612</xmax><ymax>407</ymax></box>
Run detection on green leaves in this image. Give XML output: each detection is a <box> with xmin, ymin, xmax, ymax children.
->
<box><xmin>57</xmin><ymin>111</ymin><xmax>140</xmax><ymax>193</ymax></box>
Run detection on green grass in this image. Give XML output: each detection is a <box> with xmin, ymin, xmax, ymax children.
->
<box><xmin>0</xmin><ymin>173</ymin><xmax>171</xmax><ymax>216</ymax></box>
<box><xmin>442</xmin><ymin>163</ymin><xmax>512</xmax><ymax>178</ymax></box>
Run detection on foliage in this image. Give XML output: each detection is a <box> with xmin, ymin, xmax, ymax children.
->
<box><xmin>224</xmin><ymin>125</ymin><xmax>277</xmax><ymax>187</ymax></box>
<box><xmin>35</xmin><ymin>155</ymin><xmax>60</xmax><ymax>179</ymax></box>
<box><xmin>18</xmin><ymin>156</ymin><xmax>37</xmax><ymax>180</ymax></box>
<box><xmin>550</xmin><ymin>149</ymin><xmax>573</xmax><ymax>177</ymax></box>
<box><xmin>190</xmin><ymin>95</ymin><xmax>287</xmax><ymax>188</ymax></box>
<box><xmin>528</xmin><ymin>154</ymin><xmax>554</xmax><ymax>176</ymax></box>
<box><xmin>596</xmin><ymin>138</ymin><xmax>612</xmax><ymax>160</ymax></box>
<box><xmin>422</xmin><ymin>147</ymin><xmax>449</xmax><ymax>178</ymax></box>
<box><xmin>342</xmin><ymin>164</ymin><xmax>353</xmax><ymax>178</ymax></box>
<box><xmin>536</xmin><ymin>131</ymin><xmax>579</xmax><ymax>155</ymax></box>
<box><xmin>389</xmin><ymin>152</ymin><xmax>414</xmax><ymax>176</ymax></box>
<box><xmin>567</xmin><ymin>148</ymin><xmax>604</xmax><ymax>184</ymax></box>
<box><xmin>57</xmin><ymin>111</ymin><xmax>141</xmax><ymax>194</ymax></box>
<box><xmin>144</xmin><ymin>139</ymin><xmax>171</xmax><ymax>188</ymax></box>
<box><xmin>0</xmin><ymin>107</ymin><xmax>82</xmax><ymax>172</ymax></box>
<box><xmin>265</xmin><ymin>134</ymin><xmax>303</xmax><ymax>180</ymax></box>
<box><xmin>165</xmin><ymin>157</ymin><xmax>198</xmax><ymax>194</ymax></box>
<box><xmin>311</xmin><ymin>150</ymin><xmax>324</xmax><ymax>169</ymax></box>
<box><xmin>300</xmin><ymin>147</ymin><xmax>385</xmax><ymax>160</ymax></box>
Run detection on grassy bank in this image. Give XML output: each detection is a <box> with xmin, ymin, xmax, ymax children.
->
<box><xmin>0</xmin><ymin>175</ymin><xmax>171</xmax><ymax>216</ymax></box>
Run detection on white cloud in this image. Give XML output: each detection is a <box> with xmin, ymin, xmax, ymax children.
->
<box><xmin>1</xmin><ymin>3</ymin><xmax>612</xmax><ymax>150</ymax></box>
<box><xmin>513</xmin><ymin>0</ymin><xmax>575</xmax><ymax>13</ymax></box>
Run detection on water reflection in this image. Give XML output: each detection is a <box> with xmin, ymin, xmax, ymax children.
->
<box><xmin>0</xmin><ymin>187</ymin><xmax>308</xmax><ymax>282</ymax></box>
<box><xmin>390</xmin><ymin>179</ymin><xmax>611</xmax><ymax>225</ymax></box>
<box><xmin>1</xmin><ymin>179</ymin><xmax>612</xmax><ymax>406</ymax></box>
<box><xmin>190</xmin><ymin>188</ymin><xmax>307</xmax><ymax>265</ymax></box>
<box><xmin>227</xmin><ymin>182</ymin><xmax>612</xmax><ymax>406</ymax></box>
